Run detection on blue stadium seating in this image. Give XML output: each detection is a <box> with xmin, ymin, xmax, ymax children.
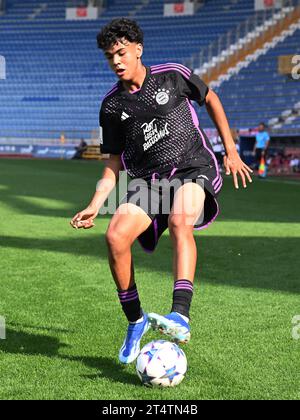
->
<box><xmin>201</xmin><ymin>27</ymin><xmax>300</xmax><ymax>129</ymax></box>
<box><xmin>0</xmin><ymin>0</ymin><xmax>299</xmax><ymax>139</ymax></box>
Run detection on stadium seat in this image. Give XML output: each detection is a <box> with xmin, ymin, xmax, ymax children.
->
<box><xmin>0</xmin><ymin>0</ymin><xmax>299</xmax><ymax>138</ymax></box>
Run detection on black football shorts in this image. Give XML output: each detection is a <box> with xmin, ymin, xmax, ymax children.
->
<box><xmin>119</xmin><ymin>163</ymin><xmax>222</xmax><ymax>253</ymax></box>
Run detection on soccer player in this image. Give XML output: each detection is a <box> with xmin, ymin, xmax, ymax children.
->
<box><xmin>70</xmin><ymin>18</ymin><xmax>253</xmax><ymax>364</ymax></box>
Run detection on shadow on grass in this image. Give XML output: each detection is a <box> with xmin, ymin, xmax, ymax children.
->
<box><xmin>0</xmin><ymin>159</ymin><xmax>121</xmax><ymax>219</ymax></box>
<box><xmin>9</xmin><ymin>322</ymin><xmax>72</xmax><ymax>334</ymax></box>
<box><xmin>74</xmin><ymin>360</ymin><xmax>139</xmax><ymax>386</ymax></box>
<box><xmin>0</xmin><ymin>234</ymin><xmax>299</xmax><ymax>294</ymax></box>
<box><xmin>1</xmin><ymin>159</ymin><xmax>300</xmax><ymax>223</ymax></box>
<box><xmin>0</xmin><ymin>328</ymin><xmax>138</xmax><ymax>386</ymax></box>
<box><xmin>0</xmin><ymin>328</ymin><xmax>69</xmax><ymax>356</ymax></box>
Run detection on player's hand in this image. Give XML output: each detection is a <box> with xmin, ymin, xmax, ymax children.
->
<box><xmin>224</xmin><ymin>151</ymin><xmax>253</xmax><ymax>189</ymax></box>
<box><xmin>70</xmin><ymin>205</ymin><xmax>99</xmax><ymax>230</ymax></box>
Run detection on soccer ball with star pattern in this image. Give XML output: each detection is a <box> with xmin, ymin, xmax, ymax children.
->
<box><xmin>136</xmin><ymin>340</ymin><xmax>187</xmax><ymax>387</ymax></box>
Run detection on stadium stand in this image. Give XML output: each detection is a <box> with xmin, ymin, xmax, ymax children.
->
<box><xmin>201</xmin><ymin>20</ymin><xmax>300</xmax><ymax>129</ymax></box>
<box><xmin>0</xmin><ymin>0</ymin><xmax>299</xmax><ymax>142</ymax></box>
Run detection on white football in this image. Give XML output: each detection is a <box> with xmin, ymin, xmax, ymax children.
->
<box><xmin>136</xmin><ymin>340</ymin><xmax>187</xmax><ymax>387</ymax></box>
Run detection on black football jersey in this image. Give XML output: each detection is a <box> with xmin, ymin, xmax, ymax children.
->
<box><xmin>99</xmin><ymin>63</ymin><xmax>216</xmax><ymax>181</ymax></box>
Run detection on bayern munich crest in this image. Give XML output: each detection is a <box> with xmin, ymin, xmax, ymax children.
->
<box><xmin>154</xmin><ymin>89</ymin><xmax>170</xmax><ymax>105</ymax></box>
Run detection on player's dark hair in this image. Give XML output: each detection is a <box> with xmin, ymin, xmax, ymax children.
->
<box><xmin>97</xmin><ymin>18</ymin><xmax>144</xmax><ymax>51</ymax></box>
<box><xmin>259</xmin><ymin>122</ymin><xmax>266</xmax><ymax>128</ymax></box>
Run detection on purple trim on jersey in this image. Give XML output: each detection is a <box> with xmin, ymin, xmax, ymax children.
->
<box><xmin>151</xmin><ymin>65</ymin><xmax>191</xmax><ymax>77</ymax></box>
<box><xmin>151</xmin><ymin>68</ymin><xmax>189</xmax><ymax>79</ymax></box>
<box><xmin>121</xmin><ymin>151</ymin><xmax>127</xmax><ymax>171</ymax></box>
<box><xmin>168</xmin><ymin>167</ymin><xmax>178</xmax><ymax>179</ymax></box>
<box><xmin>151</xmin><ymin>172</ymin><xmax>160</xmax><ymax>182</ymax></box>
<box><xmin>185</xmin><ymin>101</ymin><xmax>221</xmax><ymax>230</ymax></box>
<box><xmin>215</xmin><ymin>179</ymin><xmax>223</xmax><ymax>190</ymax></box>
<box><xmin>187</xmin><ymin>98</ymin><xmax>201</xmax><ymax>127</ymax></box>
<box><xmin>187</xmin><ymin>99</ymin><xmax>220</xmax><ymax>187</ymax></box>
<box><xmin>151</xmin><ymin>168</ymin><xmax>178</xmax><ymax>182</ymax></box>
<box><xmin>215</xmin><ymin>181</ymin><xmax>223</xmax><ymax>192</ymax></box>
<box><xmin>103</xmin><ymin>84</ymin><xmax>118</xmax><ymax>100</ymax></box>
<box><xmin>151</xmin><ymin>63</ymin><xmax>191</xmax><ymax>79</ymax></box>
<box><xmin>213</xmin><ymin>176</ymin><xmax>221</xmax><ymax>186</ymax></box>
<box><xmin>215</xmin><ymin>181</ymin><xmax>223</xmax><ymax>194</ymax></box>
<box><xmin>130</xmin><ymin>88</ymin><xmax>141</xmax><ymax>94</ymax></box>
<box><xmin>151</xmin><ymin>66</ymin><xmax>191</xmax><ymax>79</ymax></box>
<box><xmin>167</xmin><ymin>62</ymin><xmax>192</xmax><ymax>74</ymax></box>
<box><xmin>214</xmin><ymin>177</ymin><xmax>222</xmax><ymax>190</ymax></box>
<box><xmin>194</xmin><ymin>198</ymin><xmax>220</xmax><ymax>231</ymax></box>
<box><xmin>151</xmin><ymin>62</ymin><xmax>191</xmax><ymax>72</ymax></box>
<box><xmin>214</xmin><ymin>178</ymin><xmax>223</xmax><ymax>189</ymax></box>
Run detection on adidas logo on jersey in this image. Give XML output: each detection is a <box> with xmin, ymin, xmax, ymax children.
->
<box><xmin>121</xmin><ymin>112</ymin><xmax>130</xmax><ymax>121</ymax></box>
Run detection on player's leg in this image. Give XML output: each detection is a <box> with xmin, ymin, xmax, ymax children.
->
<box><xmin>170</xmin><ymin>181</ymin><xmax>205</xmax><ymax>285</ymax></box>
<box><xmin>105</xmin><ymin>203</ymin><xmax>152</xmax><ymax>363</ymax></box>
<box><xmin>148</xmin><ymin>182</ymin><xmax>206</xmax><ymax>344</ymax></box>
<box><xmin>106</xmin><ymin>203</ymin><xmax>152</xmax><ymax>291</ymax></box>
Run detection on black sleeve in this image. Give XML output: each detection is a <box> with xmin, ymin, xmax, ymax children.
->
<box><xmin>99</xmin><ymin>104</ymin><xmax>125</xmax><ymax>155</ymax></box>
<box><xmin>177</xmin><ymin>70</ymin><xmax>209</xmax><ymax>106</ymax></box>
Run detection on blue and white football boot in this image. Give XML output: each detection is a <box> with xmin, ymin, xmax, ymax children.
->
<box><xmin>148</xmin><ymin>312</ymin><xmax>191</xmax><ymax>344</ymax></box>
<box><xmin>119</xmin><ymin>314</ymin><xmax>150</xmax><ymax>364</ymax></box>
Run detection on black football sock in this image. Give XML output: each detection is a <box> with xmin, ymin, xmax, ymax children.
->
<box><xmin>171</xmin><ymin>279</ymin><xmax>194</xmax><ymax>319</ymax></box>
<box><xmin>118</xmin><ymin>284</ymin><xmax>143</xmax><ymax>323</ymax></box>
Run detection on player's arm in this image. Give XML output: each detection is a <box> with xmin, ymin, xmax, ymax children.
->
<box><xmin>70</xmin><ymin>154</ymin><xmax>123</xmax><ymax>230</ymax></box>
<box><xmin>70</xmin><ymin>100</ymin><xmax>125</xmax><ymax>229</ymax></box>
<box><xmin>205</xmin><ymin>89</ymin><xmax>253</xmax><ymax>189</ymax></box>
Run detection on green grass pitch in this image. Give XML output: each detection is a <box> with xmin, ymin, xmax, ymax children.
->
<box><xmin>0</xmin><ymin>159</ymin><xmax>299</xmax><ymax>400</ymax></box>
